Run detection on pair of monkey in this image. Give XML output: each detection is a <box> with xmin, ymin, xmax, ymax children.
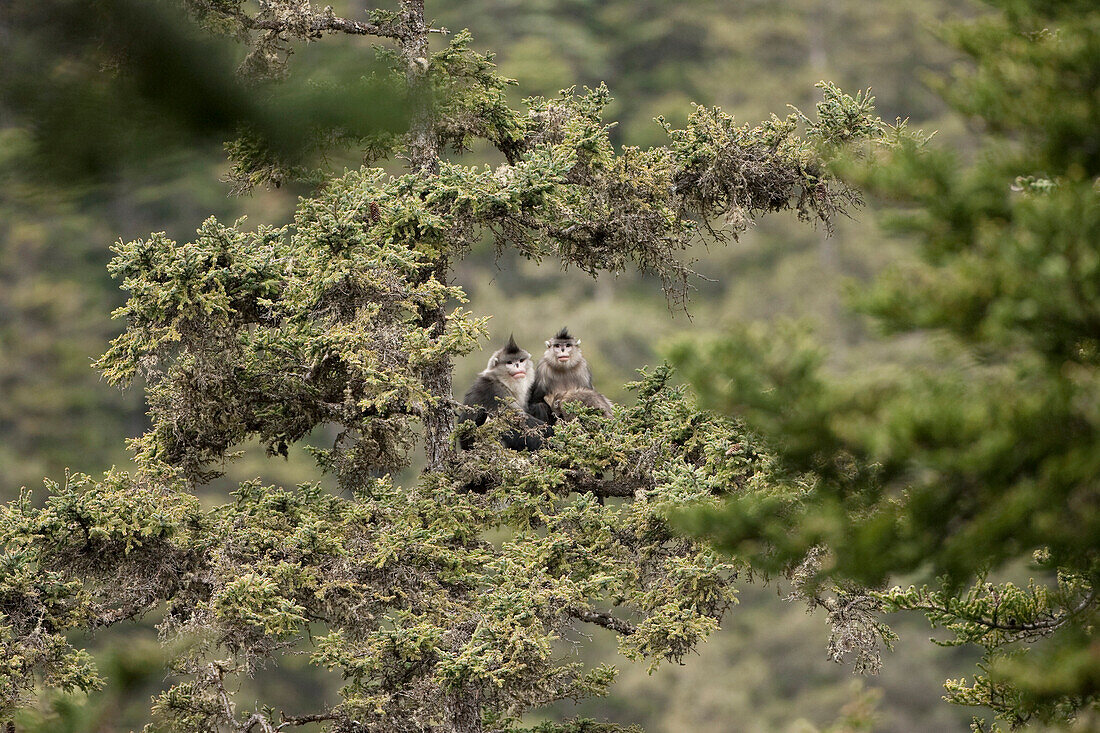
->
<box><xmin>459</xmin><ymin>328</ymin><xmax>613</xmax><ymax>451</ymax></box>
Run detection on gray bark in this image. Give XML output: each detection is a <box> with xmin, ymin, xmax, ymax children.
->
<box><xmin>398</xmin><ymin>0</ymin><xmax>454</xmax><ymax>474</ymax></box>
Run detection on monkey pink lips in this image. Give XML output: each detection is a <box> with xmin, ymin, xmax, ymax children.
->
<box><xmin>557</xmin><ymin>356</ymin><xmax>570</xmax><ymax>361</ymax></box>
<box><xmin>512</xmin><ymin>371</ymin><xmax>526</xmax><ymax>378</ymax></box>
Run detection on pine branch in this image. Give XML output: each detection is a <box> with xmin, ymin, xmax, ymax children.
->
<box><xmin>568</xmin><ymin>471</ymin><xmax>650</xmax><ymax>498</ymax></box>
<box><xmin>570</xmin><ymin>608</ymin><xmax>636</xmax><ymax>636</ymax></box>
<box><xmin>277</xmin><ymin>711</ymin><xmax>341</xmax><ymax>730</ymax></box>
<box><xmin>909</xmin><ymin>590</ymin><xmax>1097</xmax><ymax>636</ymax></box>
<box><xmin>244</xmin><ymin>14</ymin><xmax>403</xmax><ymax>40</ymax></box>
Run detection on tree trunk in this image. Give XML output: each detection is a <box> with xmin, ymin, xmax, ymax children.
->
<box><xmin>399</xmin><ymin>0</ymin><xmax>454</xmax><ymax>472</ymax></box>
<box><xmin>401</xmin><ymin>0</ymin><xmax>437</xmax><ymax>177</ymax></box>
<box><xmin>442</xmin><ymin>688</ymin><xmax>483</xmax><ymax>733</ymax></box>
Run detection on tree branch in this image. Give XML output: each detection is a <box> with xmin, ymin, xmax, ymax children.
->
<box><xmin>570</xmin><ymin>608</ymin><xmax>636</xmax><ymax>636</ymax></box>
<box><xmin>907</xmin><ymin>590</ymin><xmax>1098</xmax><ymax>636</ymax></box>
<box><xmin>244</xmin><ymin>13</ymin><xmax>403</xmax><ymax>40</ymax></box>
<box><xmin>91</xmin><ymin>601</ymin><xmax>154</xmax><ymax>628</ymax></box>
<box><xmin>568</xmin><ymin>470</ymin><xmax>650</xmax><ymax>498</ymax></box>
<box><xmin>277</xmin><ymin>711</ymin><xmax>341</xmax><ymax>730</ymax></box>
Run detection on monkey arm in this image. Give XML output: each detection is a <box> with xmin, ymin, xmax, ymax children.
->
<box><xmin>464</xmin><ymin>411</ymin><xmax>549</xmax><ymax>452</ymax></box>
<box><xmin>456</xmin><ymin>405</ymin><xmax>488</xmax><ymax>450</ymax></box>
<box><xmin>526</xmin><ymin>378</ymin><xmax>554</xmax><ymax>423</ymax></box>
<box><xmin>528</xmin><ymin>402</ymin><xmax>553</xmax><ymax>423</ymax></box>
<box><xmin>458</xmin><ymin>404</ymin><xmax>488</xmax><ymax>426</ymax></box>
<box><xmin>499</xmin><ymin>413</ymin><xmax>551</xmax><ymax>451</ymax></box>
<box><xmin>458</xmin><ymin>378</ymin><xmax>507</xmax><ymax>449</ymax></box>
<box><xmin>460</xmin><ymin>378</ymin><xmax>549</xmax><ymax>451</ymax></box>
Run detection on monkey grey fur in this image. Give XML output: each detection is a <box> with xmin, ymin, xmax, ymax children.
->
<box><xmin>459</xmin><ymin>335</ymin><xmax>547</xmax><ymax>450</ymax></box>
<box><xmin>526</xmin><ymin>327</ymin><xmax>594</xmax><ymax>424</ymax></box>
<box><xmin>543</xmin><ymin>388</ymin><xmax>613</xmax><ymax>421</ymax></box>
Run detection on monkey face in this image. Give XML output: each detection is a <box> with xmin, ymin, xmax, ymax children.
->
<box><xmin>487</xmin><ymin>336</ymin><xmax>532</xmax><ymax>379</ymax></box>
<box><xmin>546</xmin><ymin>340</ymin><xmax>578</xmax><ymax>365</ymax></box>
<box><xmin>502</xmin><ymin>356</ymin><xmax>529</xmax><ymax>380</ymax></box>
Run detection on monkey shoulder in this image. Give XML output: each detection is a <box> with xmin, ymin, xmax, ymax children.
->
<box><xmin>461</xmin><ymin>375</ymin><xmax>515</xmax><ymax>422</ymax></box>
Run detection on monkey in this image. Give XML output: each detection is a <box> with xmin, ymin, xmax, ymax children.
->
<box><xmin>543</xmin><ymin>388</ymin><xmax>613</xmax><ymax>421</ymax></box>
<box><xmin>458</xmin><ymin>335</ymin><xmax>548</xmax><ymax>451</ymax></box>
<box><xmin>526</xmin><ymin>327</ymin><xmax>594</xmax><ymax>424</ymax></box>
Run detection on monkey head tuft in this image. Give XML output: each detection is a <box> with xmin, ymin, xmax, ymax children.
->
<box><xmin>488</xmin><ymin>335</ymin><xmax>530</xmax><ymax>368</ymax></box>
<box><xmin>546</xmin><ymin>327</ymin><xmax>580</xmax><ymax>348</ymax></box>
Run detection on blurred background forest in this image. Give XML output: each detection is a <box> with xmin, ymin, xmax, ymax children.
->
<box><xmin>1</xmin><ymin>0</ymin><xmax>988</xmax><ymax>730</ymax></box>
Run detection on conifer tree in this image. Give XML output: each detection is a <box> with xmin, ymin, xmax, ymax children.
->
<box><xmin>675</xmin><ymin>1</ymin><xmax>1100</xmax><ymax>729</ymax></box>
<box><xmin>0</xmin><ymin>2</ymin><xmax>892</xmax><ymax>730</ymax></box>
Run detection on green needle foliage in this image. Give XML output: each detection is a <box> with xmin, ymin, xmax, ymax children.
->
<box><xmin>0</xmin><ymin>1</ymin><xmax>894</xmax><ymax>730</ymax></box>
<box><xmin>673</xmin><ymin>1</ymin><xmax>1100</xmax><ymax>729</ymax></box>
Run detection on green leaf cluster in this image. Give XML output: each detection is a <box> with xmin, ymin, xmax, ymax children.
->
<box><xmin>0</xmin><ymin>369</ymin><xmax>788</xmax><ymax>731</ymax></box>
<box><xmin>0</xmin><ymin>2</ymin><xmax>897</xmax><ymax>728</ymax></box>
<box><xmin>674</xmin><ymin>1</ymin><xmax>1100</xmax><ymax>728</ymax></box>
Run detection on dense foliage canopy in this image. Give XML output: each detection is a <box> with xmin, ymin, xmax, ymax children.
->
<box><xmin>0</xmin><ymin>2</ymin><xmax>898</xmax><ymax>731</ymax></box>
<box><xmin>675</xmin><ymin>1</ymin><xmax>1100</xmax><ymax>729</ymax></box>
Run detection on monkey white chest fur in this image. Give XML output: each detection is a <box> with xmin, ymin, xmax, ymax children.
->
<box><xmin>480</xmin><ymin>360</ymin><xmax>532</xmax><ymax>410</ymax></box>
